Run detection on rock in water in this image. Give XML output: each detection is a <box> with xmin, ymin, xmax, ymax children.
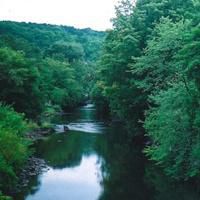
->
<box><xmin>54</xmin><ymin>124</ymin><xmax>69</xmax><ymax>133</ymax></box>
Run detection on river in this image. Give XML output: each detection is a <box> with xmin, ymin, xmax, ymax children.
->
<box><xmin>15</xmin><ymin>104</ymin><xmax>200</xmax><ymax>200</ymax></box>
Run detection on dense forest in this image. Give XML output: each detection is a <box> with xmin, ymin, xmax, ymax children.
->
<box><xmin>0</xmin><ymin>0</ymin><xmax>200</xmax><ymax>198</ymax></box>
<box><xmin>0</xmin><ymin>21</ymin><xmax>105</xmax><ymax>198</ymax></box>
<box><xmin>92</xmin><ymin>0</ymin><xmax>200</xmax><ymax>181</ymax></box>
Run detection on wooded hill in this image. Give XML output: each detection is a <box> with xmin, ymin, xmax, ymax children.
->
<box><xmin>0</xmin><ymin>21</ymin><xmax>105</xmax><ymax>118</ymax></box>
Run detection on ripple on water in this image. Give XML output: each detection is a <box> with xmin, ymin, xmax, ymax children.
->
<box><xmin>67</xmin><ymin>122</ymin><xmax>105</xmax><ymax>134</ymax></box>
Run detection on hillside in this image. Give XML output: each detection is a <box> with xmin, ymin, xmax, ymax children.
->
<box><xmin>0</xmin><ymin>21</ymin><xmax>105</xmax><ymax>61</ymax></box>
<box><xmin>0</xmin><ymin>21</ymin><xmax>105</xmax><ymax>118</ymax></box>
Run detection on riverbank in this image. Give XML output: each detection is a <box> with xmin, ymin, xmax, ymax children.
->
<box><xmin>26</xmin><ymin>127</ymin><xmax>54</xmax><ymax>141</ymax></box>
<box><xmin>6</xmin><ymin>127</ymin><xmax>54</xmax><ymax>197</ymax></box>
<box><xmin>12</xmin><ymin>116</ymin><xmax>73</xmax><ymax>196</ymax></box>
<box><xmin>14</xmin><ymin>157</ymin><xmax>49</xmax><ymax>193</ymax></box>
<box><xmin>9</xmin><ymin>130</ymin><xmax>52</xmax><ymax>197</ymax></box>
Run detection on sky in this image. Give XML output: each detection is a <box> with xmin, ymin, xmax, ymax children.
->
<box><xmin>0</xmin><ymin>0</ymin><xmax>119</xmax><ymax>31</ymax></box>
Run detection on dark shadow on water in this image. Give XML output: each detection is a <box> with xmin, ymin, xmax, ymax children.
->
<box><xmin>95</xmin><ymin>123</ymin><xmax>200</xmax><ymax>200</ymax></box>
<box><xmin>95</xmin><ymin>123</ymin><xmax>154</xmax><ymax>200</ymax></box>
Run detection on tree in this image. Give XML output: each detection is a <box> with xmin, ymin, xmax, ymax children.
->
<box><xmin>143</xmin><ymin>8</ymin><xmax>200</xmax><ymax>180</ymax></box>
<box><xmin>0</xmin><ymin>47</ymin><xmax>43</xmax><ymax>118</ymax></box>
<box><xmin>0</xmin><ymin>104</ymin><xmax>30</xmax><ymax>191</ymax></box>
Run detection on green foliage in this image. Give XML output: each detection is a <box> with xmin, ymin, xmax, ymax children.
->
<box><xmin>46</xmin><ymin>41</ymin><xmax>84</xmax><ymax>62</ymax></box>
<box><xmin>0</xmin><ymin>47</ymin><xmax>43</xmax><ymax>118</ymax></box>
<box><xmin>0</xmin><ymin>0</ymin><xmax>199</xmax><ymax>189</ymax></box>
<box><xmin>0</xmin><ymin>193</ymin><xmax>12</xmax><ymax>200</ymax></box>
<box><xmin>0</xmin><ymin>21</ymin><xmax>105</xmax><ymax>195</ymax></box>
<box><xmin>38</xmin><ymin>58</ymin><xmax>83</xmax><ymax>109</ymax></box>
<box><xmin>0</xmin><ymin>104</ymin><xmax>28</xmax><ymax>136</ymax></box>
<box><xmin>142</xmin><ymin>13</ymin><xmax>200</xmax><ymax>180</ymax></box>
<box><xmin>0</xmin><ymin>104</ymin><xmax>30</xmax><ymax>191</ymax></box>
<box><xmin>93</xmin><ymin>0</ymin><xmax>194</xmax><ymax>125</ymax></box>
<box><xmin>0</xmin><ymin>21</ymin><xmax>105</xmax><ymax>61</ymax></box>
<box><xmin>0</xmin><ymin>21</ymin><xmax>105</xmax><ymax>119</ymax></box>
<box><xmin>91</xmin><ymin>81</ymin><xmax>109</xmax><ymax>112</ymax></box>
<box><xmin>132</xmin><ymin>18</ymin><xmax>188</xmax><ymax>93</ymax></box>
<box><xmin>94</xmin><ymin>0</ymin><xmax>200</xmax><ymax>180</ymax></box>
<box><xmin>177</xmin><ymin>24</ymin><xmax>200</xmax><ymax>91</ymax></box>
<box><xmin>144</xmin><ymin>82</ymin><xmax>199</xmax><ymax>179</ymax></box>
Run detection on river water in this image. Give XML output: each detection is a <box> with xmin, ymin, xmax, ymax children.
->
<box><xmin>15</xmin><ymin>104</ymin><xmax>200</xmax><ymax>200</ymax></box>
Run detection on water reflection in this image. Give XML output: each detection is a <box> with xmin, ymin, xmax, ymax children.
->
<box><xmin>26</xmin><ymin>155</ymin><xmax>101</xmax><ymax>200</ymax></box>
<box><xmin>14</xmin><ymin>105</ymin><xmax>200</xmax><ymax>200</ymax></box>
<box><xmin>144</xmin><ymin>164</ymin><xmax>200</xmax><ymax>200</ymax></box>
<box><xmin>17</xmin><ymin>131</ymin><xmax>103</xmax><ymax>200</ymax></box>
<box><xmin>35</xmin><ymin>132</ymin><xmax>96</xmax><ymax>169</ymax></box>
<box><xmin>96</xmin><ymin>123</ymin><xmax>200</xmax><ymax>200</ymax></box>
<box><xmin>53</xmin><ymin>104</ymin><xmax>102</xmax><ymax>124</ymax></box>
<box><xmin>96</xmin><ymin>123</ymin><xmax>153</xmax><ymax>200</ymax></box>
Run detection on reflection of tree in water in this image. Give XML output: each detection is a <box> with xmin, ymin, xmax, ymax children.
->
<box><xmin>14</xmin><ymin>131</ymin><xmax>99</xmax><ymax>199</ymax></box>
<box><xmin>51</xmin><ymin>106</ymin><xmax>99</xmax><ymax>125</ymax></box>
<box><xmin>145</xmin><ymin>164</ymin><xmax>200</xmax><ymax>200</ymax></box>
<box><xmin>35</xmin><ymin>131</ymin><xmax>97</xmax><ymax>169</ymax></box>
<box><xmin>96</xmin><ymin>123</ymin><xmax>200</xmax><ymax>200</ymax></box>
<box><xmin>95</xmin><ymin>123</ymin><xmax>154</xmax><ymax>200</ymax></box>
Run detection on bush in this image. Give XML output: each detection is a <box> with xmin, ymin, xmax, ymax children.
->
<box><xmin>0</xmin><ymin>104</ymin><xmax>30</xmax><ymax>191</ymax></box>
<box><xmin>144</xmin><ymin>82</ymin><xmax>200</xmax><ymax>179</ymax></box>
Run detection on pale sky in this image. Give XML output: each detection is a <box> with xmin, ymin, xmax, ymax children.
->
<box><xmin>0</xmin><ymin>0</ymin><xmax>119</xmax><ymax>31</ymax></box>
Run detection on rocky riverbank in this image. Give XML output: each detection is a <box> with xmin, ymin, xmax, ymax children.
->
<box><xmin>12</xmin><ymin>129</ymin><xmax>53</xmax><ymax>195</ymax></box>
<box><xmin>14</xmin><ymin>157</ymin><xmax>49</xmax><ymax>193</ymax></box>
<box><xmin>26</xmin><ymin>128</ymin><xmax>54</xmax><ymax>140</ymax></box>
<box><xmin>12</xmin><ymin>126</ymin><xmax>67</xmax><ymax>195</ymax></box>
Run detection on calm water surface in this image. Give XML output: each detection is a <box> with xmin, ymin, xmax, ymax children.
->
<box><xmin>15</xmin><ymin>104</ymin><xmax>200</xmax><ymax>200</ymax></box>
